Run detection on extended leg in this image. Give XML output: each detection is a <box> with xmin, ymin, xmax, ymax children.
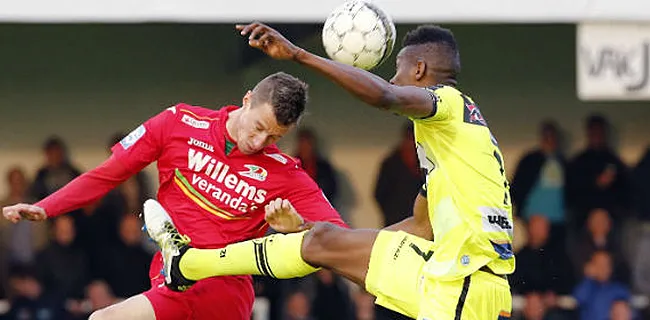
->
<box><xmin>143</xmin><ymin>199</ymin><xmax>377</xmax><ymax>289</ymax></box>
<box><xmin>300</xmin><ymin>222</ymin><xmax>378</xmax><ymax>286</ymax></box>
<box><xmin>177</xmin><ymin>223</ymin><xmax>378</xmax><ymax>288</ymax></box>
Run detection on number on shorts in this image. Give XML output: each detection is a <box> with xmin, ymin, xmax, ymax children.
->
<box><xmin>410</xmin><ymin>243</ymin><xmax>433</xmax><ymax>262</ymax></box>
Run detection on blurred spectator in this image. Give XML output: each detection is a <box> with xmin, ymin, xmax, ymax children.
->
<box><xmin>284</xmin><ymin>291</ymin><xmax>313</xmax><ymax>320</ymax></box>
<box><xmin>610</xmin><ymin>300</ymin><xmax>634</xmax><ymax>320</ymax></box>
<box><xmin>511</xmin><ymin>121</ymin><xmax>567</xmax><ymax>246</ymax></box>
<box><xmin>68</xmin><ymin>280</ymin><xmax>120</xmax><ymax>320</ymax></box>
<box><xmin>571</xmin><ymin>208</ymin><xmax>629</xmax><ymax>283</ymax></box>
<box><xmin>253</xmin><ymin>276</ymin><xmax>284</xmax><ymax>320</ymax></box>
<box><xmin>567</xmin><ymin>114</ymin><xmax>629</xmax><ymax>230</ymax></box>
<box><xmin>294</xmin><ymin>128</ymin><xmax>338</xmax><ymax>204</ymax></box>
<box><xmin>633</xmin><ymin>223</ymin><xmax>650</xmax><ymax>295</ymax></box>
<box><xmin>1</xmin><ymin>167</ymin><xmax>48</xmax><ymax>298</ymax></box>
<box><xmin>30</xmin><ymin>136</ymin><xmax>81</xmax><ymax>201</ymax></box>
<box><xmin>75</xmin><ymin>132</ymin><xmax>154</xmax><ymax>278</ymax></box>
<box><xmin>573</xmin><ymin>251</ymin><xmax>631</xmax><ymax>320</ymax></box>
<box><xmin>353</xmin><ymin>290</ymin><xmax>375</xmax><ymax>320</ymax></box>
<box><xmin>632</xmin><ymin>147</ymin><xmax>650</xmax><ymax>222</ymax></box>
<box><xmin>4</xmin><ymin>265</ymin><xmax>67</xmax><ymax>320</ymax></box>
<box><xmin>521</xmin><ymin>292</ymin><xmax>548</xmax><ymax>320</ymax></box>
<box><xmin>374</xmin><ymin>123</ymin><xmax>423</xmax><ymax>227</ymax></box>
<box><xmin>310</xmin><ymin>270</ymin><xmax>354</xmax><ymax>320</ymax></box>
<box><xmin>512</xmin><ymin>217</ymin><xmax>528</xmax><ymax>253</ymax></box>
<box><xmin>511</xmin><ymin>215</ymin><xmax>574</xmax><ymax>296</ymax></box>
<box><xmin>34</xmin><ymin>216</ymin><xmax>89</xmax><ymax>300</ymax></box>
<box><xmin>85</xmin><ymin>281</ymin><xmax>119</xmax><ymax>313</ymax></box>
<box><xmin>96</xmin><ymin>215</ymin><xmax>152</xmax><ymax>298</ymax></box>
<box><xmin>631</xmin><ymin>148</ymin><xmax>650</xmax><ymax>296</ymax></box>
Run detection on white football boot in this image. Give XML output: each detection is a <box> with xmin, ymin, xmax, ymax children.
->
<box><xmin>142</xmin><ymin>199</ymin><xmax>195</xmax><ymax>291</ymax></box>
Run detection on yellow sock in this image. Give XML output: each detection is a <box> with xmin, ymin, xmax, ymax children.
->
<box><xmin>179</xmin><ymin>231</ymin><xmax>319</xmax><ymax>281</ymax></box>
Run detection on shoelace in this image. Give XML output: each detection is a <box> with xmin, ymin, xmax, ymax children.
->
<box><xmin>163</xmin><ymin>221</ymin><xmax>191</xmax><ymax>247</ymax></box>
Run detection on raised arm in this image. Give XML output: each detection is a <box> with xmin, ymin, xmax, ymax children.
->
<box><xmin>236</xmin><ymin>22</ymin><xmax>435</xmax><ymax>119</ymax></box>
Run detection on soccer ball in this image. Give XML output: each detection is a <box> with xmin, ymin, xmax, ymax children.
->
<box><xmin>322</xmin><ymin>0</ymin><xmax>396</xmax><ymax>70</ymax></box>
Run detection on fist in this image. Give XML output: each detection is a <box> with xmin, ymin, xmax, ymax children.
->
<box><xmin>236</xmin><ymin>22</ymin><xmax>301</xmax><ymax>61</ymax></box>
<box><xmin>264</xmin><ymin>198</ymin><xmax>306</xmax><ymax>233</ymax></box>
<box><xmin>2</xmin><ymin>203</ymin><xmax>47</xmax><ymax>223</ymax></box>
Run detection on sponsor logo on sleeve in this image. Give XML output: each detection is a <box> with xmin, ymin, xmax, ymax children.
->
<box><xmin>264</xmin><ymin>153</ymin><xmax>288</xmax><ymax>164</ymax></box>
<box><xmin>120</xmin><ymin>125</ymin><xmax>146</xmax><ymax>150</ymax></box>
<box><xmin>181</xmin><ymin>114</ymin><xmax>210</xmax><ymax>129</ymax></box>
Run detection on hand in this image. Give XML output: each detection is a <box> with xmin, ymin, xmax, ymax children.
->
<box><xmin>236</xmin><ymin>22</ymin><xmax>302</xmax><ymax>61</ymax></box>
<box><xmin>2</xmin><ymin>203</ymin><xmax>47</xmax><ymax>223</ymax></box>
<box><xmin>264</xmin><ymin>198</ymin><xmax>307</xmax><ymax>233</ymax></box>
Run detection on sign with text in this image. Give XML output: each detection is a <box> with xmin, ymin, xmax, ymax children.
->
<box><xmin>577</xmin><ymin>23</ymin><xmax>650</xmax><ymax>101</ymax></box>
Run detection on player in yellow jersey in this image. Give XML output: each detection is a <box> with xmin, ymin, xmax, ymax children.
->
<box><xmin>144</xmin><ymin>23</ymin><xmax>515</xmax><ymax>320</ymax></box>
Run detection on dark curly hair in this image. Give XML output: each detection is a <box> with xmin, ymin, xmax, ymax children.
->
<box><xmin>402</xmin><ymin>25</ymin><xmax>461</xmax><ymax>80</ymax></box>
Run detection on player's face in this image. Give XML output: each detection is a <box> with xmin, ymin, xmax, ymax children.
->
<box><xmin>389</xmin><ymin>49</ymin><xmax>418</xmax><ymax>87</ymax></box>
<box><xmin>238</xmin><ymin>93</ymin><xmax>291</xmax><ymax>154</ymax></box>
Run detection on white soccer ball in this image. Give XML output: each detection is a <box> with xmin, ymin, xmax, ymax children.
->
<box><xmin>322</xmin><ymin>0</ymin><xmax>396</xmax><ymax>70</ymax></box>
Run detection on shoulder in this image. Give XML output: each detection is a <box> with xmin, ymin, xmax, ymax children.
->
<box><xmin>161</xmin><ymin>103</ymin><xmax>230</xmax><ymax>128</ymax></box>
<box><xmin>257</xmin><ymin>148</ymin><xmax>314</xmax><ymax>181</ymax></box>
<box><xmin>171</xmin><ymin>103</ymin><xmax>223</xmax><ymax>119</ymax></box>
<box><xmin>261</xmin><ymin>146</ymin><xmax>301</xmax><ymax>168</ymax></box>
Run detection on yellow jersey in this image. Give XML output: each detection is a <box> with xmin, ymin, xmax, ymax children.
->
<box><xmin>413</xmin><ymin>85</ymin><xmax>515</xmax><ymax>281</ymax></box>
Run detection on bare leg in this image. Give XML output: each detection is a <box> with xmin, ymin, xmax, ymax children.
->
<box><xmin>301</xmin><ymin>222</ymin><xmax>379</xmax><ymax>286</ymax></box>
<box><xmin>88</xmin><ymin>294</ymin><xmax>156</xmax><ymax>320</ymax></box>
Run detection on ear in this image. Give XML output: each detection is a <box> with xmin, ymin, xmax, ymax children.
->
<box><xmin>242</xmin><ymin>90</ymin><xmax>253</xmax><ymax>109</ymax></box>
<box><xmin>415</xmin><ymin>59</ymin><xmax>427</xmax><ymax>81</ymax></box>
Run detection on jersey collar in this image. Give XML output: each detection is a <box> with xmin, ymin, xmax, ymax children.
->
<box><xmin>217</xmin><ymin>105</ymin><xmax>240</xmax><ymax>156</ymax></box>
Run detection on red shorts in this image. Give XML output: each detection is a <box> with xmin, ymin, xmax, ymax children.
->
<box><xmin>143</xmin><ymin>252</ymin><xmax>255</xmax><ymax>320</ymax></box>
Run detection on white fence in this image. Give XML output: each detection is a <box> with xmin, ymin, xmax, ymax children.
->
<box><xmin>0</xmin><ymin>0</ymin><xmax>650</xmax><ymax>23</ymax></box>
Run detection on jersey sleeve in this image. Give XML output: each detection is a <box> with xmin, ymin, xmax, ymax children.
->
<box><xmin>111</xmin><ymin>106</ymin><xmax>177</xmax><ymax>169</ymax></box>
<box><xmin>36</xmin><ymin>155</ymin><xmax>132</xmax><ymax>217</ymax></box>
<box><xmin>411</xmin><ymin>86</ymin><xmax>452</xmax><ymax>123</ymax></box>
<box><xmin>284</xmin><ymin>167</ymin><xmax>348</xmax><ymax>229</ymax></box>
<box><xmin>36</xmin><ymin>107</ymin><xmax>176</xmax><ymax>217</ymax></box>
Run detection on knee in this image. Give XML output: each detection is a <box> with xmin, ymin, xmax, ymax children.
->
<box><xmin>302</xmin><ymin>222</ymin><xmax>339</xmax><ymax>263</ymax></box>
<box><xmin>88</xmin><ymin>308</ymin><xmax>115</xmax><ymax>320</ymax></box>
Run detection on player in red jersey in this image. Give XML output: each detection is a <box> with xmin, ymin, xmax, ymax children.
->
<box><xmin>2</xmin><ymin>72</ymin><xmax>347</xmax><ymax>320</ymax></box>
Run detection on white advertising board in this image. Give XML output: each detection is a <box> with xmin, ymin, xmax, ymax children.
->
<box><xmin>0</xmin><ymin>0</ymin><xmax>649</xmax><ymax>23</ymax></box>
<box><xmin>577</xmin><ymin>23</ymin><xmax>650</xmax><ymax>101</ymax></box>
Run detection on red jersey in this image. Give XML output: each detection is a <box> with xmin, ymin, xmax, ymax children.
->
<box><xmin>37</xmin><ymin>104</ymin><xmax>346</xmax><ymax>249</ymax></box>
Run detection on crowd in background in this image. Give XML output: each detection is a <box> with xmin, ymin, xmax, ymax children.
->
<box><xmin>0</xmin><ymin>113</ymin><xmax>649</xmax><ymax>320</ymax></box>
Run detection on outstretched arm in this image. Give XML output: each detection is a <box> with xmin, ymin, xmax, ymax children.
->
<box><xmin>236</xmin><ymin>22</ymin><xmax>436</xmax><ymax>119</ymax></box>
<box><xmin>2</xmin><ymin>107</ymin><xmax>176</xmax><ymax>222</ymax></box>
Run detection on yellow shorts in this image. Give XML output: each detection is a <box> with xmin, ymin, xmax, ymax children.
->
<box><xmin>365</xmin><ymin>231</ymin><xmax>512</xmax><ymax>320</ymax></box>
